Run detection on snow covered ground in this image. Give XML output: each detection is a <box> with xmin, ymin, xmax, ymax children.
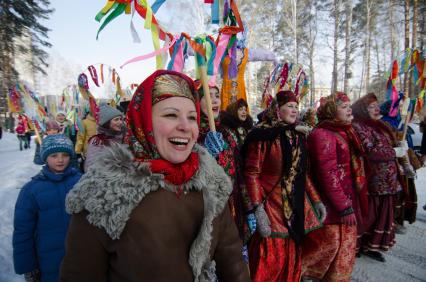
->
<box><xmin>0</xmin><ymin>131</ymin><xmax>425</xmax><ymax>282</ymax></box>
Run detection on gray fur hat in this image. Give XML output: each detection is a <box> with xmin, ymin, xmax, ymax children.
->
<box><xmin>98</xmin><ymin>103</ymin><xmax>123</xmax><ymax>126</ymax></box>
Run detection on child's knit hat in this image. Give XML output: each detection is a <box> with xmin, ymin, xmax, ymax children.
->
<box><xmin>41</xmin><ymin>134</ymin><xmax>74</xmax><ymax>162</ymax></box>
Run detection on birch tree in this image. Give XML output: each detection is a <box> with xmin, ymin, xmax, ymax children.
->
<box><xmin>343</xmin><ymin>0</ymin><xmax>353</xmax><ymax>93</ymax></box>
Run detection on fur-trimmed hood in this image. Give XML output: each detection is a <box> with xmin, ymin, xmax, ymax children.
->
<box><xmin>66</xmin><ymin>143</ymin><xmax>232</xmax><ymax>282</ymax></box>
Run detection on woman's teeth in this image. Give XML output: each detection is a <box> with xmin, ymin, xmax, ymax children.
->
<box><xmin>169</xmin><ymin>138</ymin><xmax>189</xmax><ymax>145</ymax></box>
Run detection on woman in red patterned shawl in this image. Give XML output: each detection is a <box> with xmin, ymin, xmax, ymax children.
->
<box><xmin>352</xmin><ymin>93</ymin><xmax>406</xmax><ymax>262</ymax></box>
<box><xmin>243</xmin><ymin>90</ymin><xmax>323</xmax><ymax>282</ymax></box>
<box><xmin>301</xmin><ymin>92</ymin><xmax>368</xmax><ymax>282</ymax></box>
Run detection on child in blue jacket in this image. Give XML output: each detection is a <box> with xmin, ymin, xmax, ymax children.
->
<box><xmin>13</xmin><ymin>134</ymin><xmax>81</xmax><ymax>282</ymax></box>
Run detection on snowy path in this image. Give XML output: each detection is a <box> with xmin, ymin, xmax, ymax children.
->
<box><xmin>0</xmin><ymin>131</ymin><xmax>425</xmax><ymax>282</ymax></box>
<box><xmin>352</xmin><ymin>168</ymin><xmax>426</xmax><ymax>282</ymax></box>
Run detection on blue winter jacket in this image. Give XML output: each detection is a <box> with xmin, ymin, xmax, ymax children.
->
<box><xmin>13</xmin><ymin>165</ymin><xmax>82</xmax><ymax>282</ymax></box>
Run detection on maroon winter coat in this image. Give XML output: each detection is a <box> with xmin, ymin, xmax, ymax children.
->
<box><xmin>308</xmin><ymin>127</ymin><xmax>357</xmax><ymax>224</ymax></box>
<box><xmin>352</xmin><ymin>120</ymin><xmax>401</xmax><ymax>195</ymax></box>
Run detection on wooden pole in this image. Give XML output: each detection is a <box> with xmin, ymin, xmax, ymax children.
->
<box><xmin>33</xmin><ymin>123</ymin><xmax>42</xmax><ymax>145</ymax></box>
<box><xmin>199</xmin><ymin>65</ymin><xmax>216</xmax><ymax>132</ymax></box>
<box><xmin>401</xmin><ymin>93</ymin><xmax>411</xmax><ymax>141</ymax></box>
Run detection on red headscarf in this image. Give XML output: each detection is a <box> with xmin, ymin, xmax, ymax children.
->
<box><xmin>125</xmin><ymin>70</ymin><xmax>201</xmax><ymax>186</ymax></box>
<box><xmin>276</xmin><ymin>90</ymin><xmax>298</xmax><ymax>107</ymax></box>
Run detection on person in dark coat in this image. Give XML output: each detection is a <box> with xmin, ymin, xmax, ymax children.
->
<box><xmin>13</xmin><ymin>134</ymin><xmax>82</xmax><ymax>282</ymax></box>
<box><xmin>420</xmin><ymin>115</ymin><xmax>426</xmax><ymax>211</ymax></box>
<box><xmin>60</xmin><ymin>70</ymin><xmax>249</xmax><ymax>282</ymax></box>
<box><xmin>420</xmin><ymin>112</ymin><xmax>426</xmax><ymax>163</ymax></box>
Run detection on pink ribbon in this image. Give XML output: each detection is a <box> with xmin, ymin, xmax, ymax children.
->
<box><xmin>120</xmin><ymin>35</ymin><xmax>177</xmax><ymax>68</ymax></box>
<box><xmin>389</xmin><ymin>85</ymin><xmax>399</xmax><ymax>117</ymax></box>
<box><xmin>170</xmin><ymin>39</ymin><xmax>185</xmax><ymax>72</ymax></box>
<box><xmin>209</xmin><ymin>33</ymin><xmax>231</xmax><ymax>85</ymax></box>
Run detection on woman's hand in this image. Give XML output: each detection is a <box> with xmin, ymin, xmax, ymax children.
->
<box><xmin>255</xmin><ymin>205</ymin><xmax>271</xmax><ymax>237</ymax></box>
<box><xmin>314</xmin><ymin>202</ymin><xmax>327</xmax><ymax>223</ymax></box>
<box><xmin>204</xmin><ymin>131</ymin><xmax>225</xmax><ymax>157</ymax></box>
<box><xmin>295</xmin><ymin>125</ymin><xmax>312</xmax><ymax>136</ymax></box>
<box><xmin>393</xmin><ymin>146</ymin><xmax>408</xmax><ymax>158</ymax></box>
<box><xmin>246</xmin><ymin>213</ymin><xmax>257</xmax><ymax>234</ymax></box>
<box><xmin>341</xmin><ymin>213</ymin><xmax>357</xmax><ymax>226</ymax></box>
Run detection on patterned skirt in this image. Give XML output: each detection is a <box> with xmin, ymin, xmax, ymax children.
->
<box><xmin>301</xmin><ymin>224</ymin><xmax>357</xmax><ymax>282</ymax></box>
<box><xmin>363</xmin><ymin>195</ymin><xmax>396</xmax><ymax>251</ymax></box>
<box><xmin>249</xmin><ymin>233</ymin><xmax>301</xmax><ymax>282</ymax></box>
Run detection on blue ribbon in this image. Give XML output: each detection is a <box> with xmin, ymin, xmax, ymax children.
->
<box><xmin>206</xmin><ymin>37</ymin><xmax>216</xmax><ymax>76</ymax></box>
<box><xmin>151</xmin><ymin>0</ymin><xmax>166</xmax><ymax>13</ymax></box>
<box><xmin>195</xmin><ymin>37</ymin><xmax>206</xmax><ymax>66</ymax></box>
<box><xmin>413</xmin><ymin>65</ymin><xmax>419</xmax><ymax>84</ymax></box>
<box><xmin>167</xmin><ymin>36</ymin><xmax>185</xmax><ymax>71</ymax></box>
<box><xmin>211</xmin><ymin>0</ymin><xmax>219</xmax><ymax>24</ymax></box>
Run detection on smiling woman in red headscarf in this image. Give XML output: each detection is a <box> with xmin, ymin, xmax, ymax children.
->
<box><xmin>60</xmin><ymin>70</ymin><xmax>249</xmax><ymax>282</ymax></box>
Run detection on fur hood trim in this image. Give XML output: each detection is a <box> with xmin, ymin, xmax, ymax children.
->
<box><xmin>66</xmin><ymin>143</ymin><xmax>232</xmax><ymax>282</ymax></box>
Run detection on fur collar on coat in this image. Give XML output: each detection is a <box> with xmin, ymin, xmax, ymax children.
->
<box><xmin>66</xmin><ymin>143</ymin><xmax>232</xmax><ymax>282</ymax></box>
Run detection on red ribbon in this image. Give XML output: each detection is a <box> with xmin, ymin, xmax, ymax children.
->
<box><xmin>279</xmin><ymin>63</ymin><xmax>289</xmax><ymax>90</ymax></box>
<box><xmin>88</xmin><ymin>65</ymin><xmax>100</xmax><ymax>87</ymax></box>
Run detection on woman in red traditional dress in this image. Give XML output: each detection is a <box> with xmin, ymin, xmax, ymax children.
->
<box><xmin>352</xmin><ymin>93</ymin><xmax>406</xmax><ymax>262</ymax></box>
<box><xmin>243</xmin><ymin>90</ymin><xmax>323</xmax><ymax>282</ymax></box>
<box><xmin>301</xmin><ymin>92</ymin><xmax>368</xmax><ymax>282</ymax></box>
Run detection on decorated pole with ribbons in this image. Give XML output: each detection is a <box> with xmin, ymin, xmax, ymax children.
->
<box><xmin>93</xmin><ymin>0</ymin><xmax>245</xmax><ymax>132</ymax></box>
<box><xmin>77</xmin><ymin>63</ymin><xmax>124</xmax><ymax>124</ymax></box>
<box><xmin>200</xmin><ymin>65</ymin><xmax>215</xmax><ymax>131</ymax></box>
<box><xmin>261</xmin><ymin>62</ymin><xmax>310</xmax><ymax>109</ymax></box>
<box><xmin>7</xmin><ymin>82</ymin><xmax>47</xmax><ymax>144</ymax></box>
<box><xmin>385</xmin><ymin>48</ymin><xmax>426</xmax><ymax>141</ymax></box>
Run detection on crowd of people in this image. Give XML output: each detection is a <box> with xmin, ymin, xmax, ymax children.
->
<box><xmin>10</xmin><ymin>69</ymin><xmax>426</xmax><ymax>282</ymax></box>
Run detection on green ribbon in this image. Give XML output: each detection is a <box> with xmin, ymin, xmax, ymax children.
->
<box><xmin>96</xmin><ymin>3</ymin><xmax>127</xmax><ymax>40</ymax></box>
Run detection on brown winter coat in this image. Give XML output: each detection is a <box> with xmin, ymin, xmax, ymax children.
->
<box><xmin>60</xmin><ymin>144</ymin><xmax>249</xmax><ymax>282</ymax></box>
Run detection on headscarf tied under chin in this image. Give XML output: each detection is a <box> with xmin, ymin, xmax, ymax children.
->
<box><xmin>125</xmin><ymin>70</ymin><xmax>201</xmax><ymax>186</ymax></box>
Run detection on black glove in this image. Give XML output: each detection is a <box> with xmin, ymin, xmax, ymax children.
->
<box><xmin>24</xmin><ymin>269</ymin><xmax>40</xmax><ymax>282</ymax></box>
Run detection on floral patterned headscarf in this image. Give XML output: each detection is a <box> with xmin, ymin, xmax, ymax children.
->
<box><xmin>125</xmin><ymin>70</ymin><xmax>201</xmax><ymax>186</ymax></box>
<box><xmin>125</xmin><ymin>70</ymin><xmax>200</xmax><ymax>161</ymax></box>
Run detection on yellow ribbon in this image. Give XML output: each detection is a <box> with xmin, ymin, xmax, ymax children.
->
<box><xmin>100</xmin><ymin>0</ymin><xmax>115</xmax><ymax>14</ymax></box>
<box><xmin>140</xmin><ymin>0</ymin><xmax>162</xmax><ymax>69</ymax></box>
<box><xmin>404</xmin><ymin>48</ymin><xmax>411</xmax><ymax>72</ymax></box>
